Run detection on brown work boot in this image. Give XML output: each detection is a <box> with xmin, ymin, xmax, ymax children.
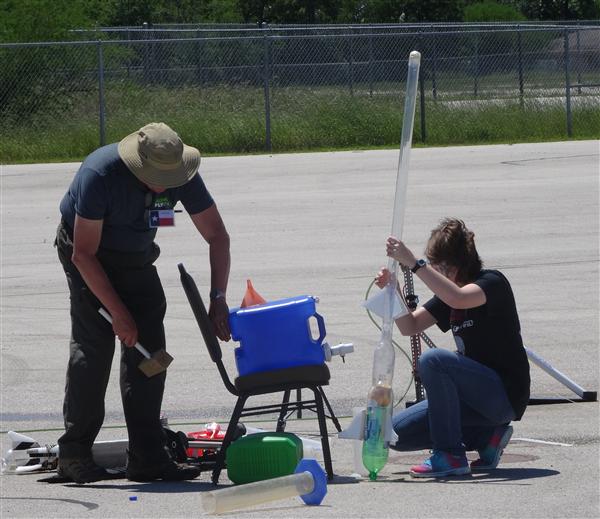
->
<box><xmin>126</xmin><ymin>459</ymin><xmax>200</xmax><ymax>482</ymax></box>
<box><xmin>57</xmin><ymin>457</ymin><xmax>108</xmax><ymax>484</ymax></box>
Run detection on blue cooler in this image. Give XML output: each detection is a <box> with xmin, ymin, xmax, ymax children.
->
<box><xmin>228</xmin><ymin>295</ymin><xmax>326</xmax><ymax>376</ymax></box>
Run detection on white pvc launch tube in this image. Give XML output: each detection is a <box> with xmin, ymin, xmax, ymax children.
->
<box><xmin>389</xmin><ymin>50</ymin><xmax>421</xmax><ymax>246</ymax></box>
<box><xmin>363</xmin><ymin>51</ymin><xmax>421</xmax><ymax>481</ymax></box>
<box><xmin>383</xmin><ymin>51</ymin><xmax>421</xmax><ymax>328</ymax></box>
<box><xmin>525</xmin><ymin>347</ymin><xmax>589</xmax><ymax>399</ymax></box>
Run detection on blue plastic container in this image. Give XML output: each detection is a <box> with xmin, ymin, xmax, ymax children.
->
<box><xmin>228</xmin><ymin>295</ymin><xmax>326</xmax><ymax>376</ymax></box>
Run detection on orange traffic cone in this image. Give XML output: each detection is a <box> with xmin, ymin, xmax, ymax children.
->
<box><xmin>241</xmin><ymin>279</ymin><xmax>267</xmax><ymax>308</ymax></box>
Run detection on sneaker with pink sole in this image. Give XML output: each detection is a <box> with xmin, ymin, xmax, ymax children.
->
<box><xmin>471</xmin><ymin>425</ymin><xmax>513</xmax><ymax>471</ymax></box>
<box><xmin>410</xmin><ymin>450</ymin><xmax>471</xmax><ymax>478</ymax></box>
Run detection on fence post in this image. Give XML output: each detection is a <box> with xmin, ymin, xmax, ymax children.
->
<box><xmin>517</xmin><ymin>27</ymin><xmax>524</xmax><ymax>108</ymax></box>
<box><xmin>196</xmin><ymin>30</ymin><xmax>203</xmax><ymax>84</ymax></box>
<box><xmin>348</xmin><ymin>30</ymin><xmax>354</xmax><ymax>96</ymax></box>
<box><xmin>473</xmin><ymin>32</ymin><xmax>479</xmax><ymax>97</ymax></box>
<box><xmin>262</xmin><ymin>26</ymin><xmax>272</xmax><ymax>152</ymax></box>
<box><xmin>431</xmin><ymin>26</ymin><xmax>438</xmax><ymax>101</ymax></box>
<box><xmin>576</xmin><ymin>28</ymin><xmax>582</xmax><ymax>94</ymax></box>
<box><xmin>97</xmin><ymin>41</ymin><xmax>106</xmax><ymax>147</ymax></box>
<box><xmin>416</xmin><ymin>34</ymin><xmax>426</xmax><ymax>143</ymax></box>
<box><xmin>563</xmin><ymin>29</ymin><xmax>573</xmax><ymax>137</ymax></box>
<box><xmin>419</xmin><ymin>60</ymin><xmax>427</xmax><ymax>143</ymax></box>
<box><xmin>143</xmin><ymin>22</ymin><xmax>150</xmax><ymax>82</ymax></box>
<box><xmin>368</xmin><ymin>32</ymin><xmax>374</xmax><ymax>97</ymax></box>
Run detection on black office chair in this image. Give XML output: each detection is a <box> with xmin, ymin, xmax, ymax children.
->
<box><xmin>178</xmin><ymin>263</ymin><xmax>340</xmax><ymax>484</ymax></box>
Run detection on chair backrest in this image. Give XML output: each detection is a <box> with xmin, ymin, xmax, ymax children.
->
<box><xmin>178</xmin><ymin>263</ymin><xmax>237</xmax><ymax>394</ymax></box>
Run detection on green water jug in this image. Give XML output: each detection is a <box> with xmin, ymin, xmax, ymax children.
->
<box><xmin>226</xmin><ymin>432</ymin><xmax>303</xmax><ymax>484</ymax></box>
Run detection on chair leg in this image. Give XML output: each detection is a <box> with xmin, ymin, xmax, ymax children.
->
<box><xmin>312</xmin><ymin>386</ymin><xmax>334</xmax><ymax>481</ymax></box>
<box><xmin>276</xmin><ymin>390</ymin><xmax>291</xmax><ymax>432</ymax></box>
<box><xmin>319</xmin><ymin>386</ymin><xmax>342</xmax><ymax>432</ymax></box>
<box><xmin>212</xmin><ymin>395</ymin><xmax>247</xmax><ymax>485</ymax></box>
<box><xmin>296</xmin><ymin>388</ymin><xmax>303</xmax><ymax>419</ymax></box>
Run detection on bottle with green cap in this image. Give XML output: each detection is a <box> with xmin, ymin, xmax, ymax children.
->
<box><xmin>362</xmin><ymin>381</ymin><xmax>393</xmax><ymax>481</ymax></box>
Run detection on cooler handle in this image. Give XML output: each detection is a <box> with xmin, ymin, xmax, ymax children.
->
<box><xmin>312</xmin><ymin>312</ymin><xmax>326</xmax><ymax>344</ymax></box>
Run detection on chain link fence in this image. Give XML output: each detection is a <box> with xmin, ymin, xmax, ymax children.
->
<box><xmin>69</xmin><ymin>20</ymin><xmax>600</xmax><ymax>38</ymax></box>
<box><xmin>1</xmin><ymin>24</ymin><xmax>598</xmax><ymax>162</ymax></box>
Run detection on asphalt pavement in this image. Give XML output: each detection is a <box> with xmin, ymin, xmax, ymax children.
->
<box><xmin>1</xmin><ymin>140</ymin><xmax>599</xmax><ymax>518</ymax></box>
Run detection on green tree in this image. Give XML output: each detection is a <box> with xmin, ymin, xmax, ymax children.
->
<box><xmin>0</xmin><ymin>0</ymin><xmax>95</xmax><ymax>42</ymax></box>
<box><xmin>101</xmin><ymin>0</ymin><xmax>155</xmax><ymax>25</ymax></box>
<box><xmin>334</xmin><ymin>0</ymin><xmax>467</xmax><ymax>23</ymax></box>
<box><xmin>464</xmin><ymin>1</ymin><xmax>526</xmax><ymax>21</ymax></box>
<box><xmin>200</xmin><ymin>0</ymin><xmax>244</xmax><ymax>22</ymax></box>
<box><xmin>0</xmin><ymin>0</ymin><xmax>248</xmax><ymax>43</ymax></box>
<box><xmin>514</xmin><ymin>0</ymin><xmax>600</xmax><ymax>19</ymax></box>
<box><xmin>97</xmin><ymin>0</ymin><xmax>203</xmax><ymax>25</ymax></box>
<box><xmin>85</xmin><ymin>0</ymin><xmax>243</xmax><ymax>27</ymax></box>
<box><xmin>238</xmin><ymin>0</ymin><xmax>339</xmax><ymax>24</ymax></box>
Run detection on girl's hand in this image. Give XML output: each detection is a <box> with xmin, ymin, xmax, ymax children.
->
<box><xmin>375</xmin><ymin>267</ymin><xmax>391</xmax><ymax>288</ymax></box>
<box><xmin>386</xmin><ymin>236</ymin><xmax>417</xmax><ymax>268</ymax></box>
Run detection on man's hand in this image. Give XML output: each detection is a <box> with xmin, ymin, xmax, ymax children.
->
<box><xmin>111</xmin><ymin>309</ymin><xmax>139</xmax><ymax>347</ymax></box>
<box><xmin>190</xmin><ymin>206</ymin><xmax>231</xmax><ymax>342</ymax></box>
<box><xmin>209</xmin><ymin>298</ymin><xmax>231</xmax><ymax>341</ymax></box>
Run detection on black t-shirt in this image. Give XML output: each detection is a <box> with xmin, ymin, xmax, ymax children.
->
<box><xmin>424</xmin><ymin>269</ymin><xmax>530</xmax><ymax>420</ymax></box>
<box><xmin>59</xmin><ymin>143</ymin><xmax>214</xmax><ymax>253</ymax></box>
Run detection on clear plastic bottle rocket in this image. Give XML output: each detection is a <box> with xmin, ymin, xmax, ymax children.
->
<box><xmin>362</xmin><ymin>315</ymin><xmax>396</xmax><ymax>480</ymax></box>
<box><xmin>361</xmin><ymin>50</ymin><xmax>421</xmax><ymax>481</ymax></box>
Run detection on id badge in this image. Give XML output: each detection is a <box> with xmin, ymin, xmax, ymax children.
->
<box><xmin>149</xmin><ymin>209</ymin><xmax>175</xmax><ymax>228</ymax></box>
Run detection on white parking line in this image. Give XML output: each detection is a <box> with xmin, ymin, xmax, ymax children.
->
<box><xmin>512</xmin><ymin>437</ymin><xmax>574</xmax><ymax>447</ymax></box>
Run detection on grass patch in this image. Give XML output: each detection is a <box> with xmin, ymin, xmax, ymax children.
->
<box><xmin>1</xmin><ymin>83</ymin><xmax>598</xmax><ymax>163</ymax></box>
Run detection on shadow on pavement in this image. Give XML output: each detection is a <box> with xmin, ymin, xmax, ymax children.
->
<box><xmin>67</xmin><ymin>480</ymin><xmax>216</xmax><ymax>493</ymax></box>
<box><xmin>386</xmin><ymin>467</ymin><xmax>560</xmax><ymax>483</ymax></box>
<box><xmin>0</xmin><ymin>496</ymin><xmax>99</xmax><ymax>511</ymax></box>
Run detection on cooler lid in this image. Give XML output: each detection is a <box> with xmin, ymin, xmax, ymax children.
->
<box><xmin>229</xmin><ymin>295</ymin><xmax>315</xmax><ymax>317</ymax></box>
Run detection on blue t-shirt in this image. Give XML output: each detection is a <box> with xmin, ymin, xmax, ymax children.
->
<box><xmin>59</xmin><ymin>143</ymin><xmax>214</xmax><ymax>253</ymax></box>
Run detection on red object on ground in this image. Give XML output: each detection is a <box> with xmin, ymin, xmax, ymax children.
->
<box><xmin>186</xmin><ymin>423</ymin><xmax>225</xmax><ymax>458</ymax></box>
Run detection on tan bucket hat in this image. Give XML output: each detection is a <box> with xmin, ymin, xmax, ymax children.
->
<box><xmin>118</xmin><ymin>122</ymin><xmax>200</xmax><ymax>188</ymax></box>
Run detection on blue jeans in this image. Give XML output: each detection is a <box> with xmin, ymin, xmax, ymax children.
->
<box><xmin>391</xmin><ymin>348</ymin><xmax>516</xmax><ymax>454</ymax></box>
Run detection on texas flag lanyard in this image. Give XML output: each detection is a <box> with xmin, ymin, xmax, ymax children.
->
<box><xmin>148</xmin><ymin>193</ymin><xmax>176</xmax><ymax>228</ymax></box>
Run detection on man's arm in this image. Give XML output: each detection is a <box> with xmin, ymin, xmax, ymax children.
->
<box><xmin>189</xmin><ymin>205</ymin><xmax>231</xmax><ymax>341</ymax></box>
<box><xmin>71</xmin><ymin>215</ymin><xmax>138</xmax><ymax>346</ymax></box>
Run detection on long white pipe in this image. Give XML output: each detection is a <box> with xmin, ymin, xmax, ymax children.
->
<box><xmin>526</xmin><ymin>347</ymin><xmax>589</xmax><ymax>399</ymax></box>
<box><xmin>389</xmin><ymin>50</ymin><xmax>421</xmax><ymax>246</ymax></box>
<box><xmin>383</xmin><ymin>51</ymin><xmax>421</xmax><ymax>331</ymax></box>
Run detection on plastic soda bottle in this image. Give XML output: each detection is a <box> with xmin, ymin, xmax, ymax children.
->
<box><xmin>362</xmin><ymin>382</ymin><xmax>393</xmax><ymax>481</ymax></box>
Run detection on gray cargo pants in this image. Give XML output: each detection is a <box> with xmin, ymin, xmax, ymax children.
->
<box><xmin>55</xmin><ymin>221</ymin><xmax>171</xmax><ymax>465</ymax></box>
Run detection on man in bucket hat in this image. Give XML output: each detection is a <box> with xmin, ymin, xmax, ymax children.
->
<box><xmin>55</xmin><ymin>123</ymin><xmax>231</xmax><ymax>483</ymax></box>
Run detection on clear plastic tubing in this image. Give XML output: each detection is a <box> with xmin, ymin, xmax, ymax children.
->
<box><xmin>384</xmin><ymin>49</ymin><xmax>421</xmax><ymax>312</ymax></box>
<box><xmin>382</xmin><ymin>49</ymin><xmax>421</xmax><ymax>348</ymax></box>
<box><xmin>390</xmin><ymin>50</ymin><xmax>421</xmax><ymax>249</ymax></box>
<box><xmin>202</xmin><ymin>471</ymin><xmax>314</xmax><ymax>514</ymax></box>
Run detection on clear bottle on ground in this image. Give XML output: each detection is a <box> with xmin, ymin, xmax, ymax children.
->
<box><xmin>362</xmin><ymin>381</ymin><xmax>393</xmax><ymax>481</ymax></box>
